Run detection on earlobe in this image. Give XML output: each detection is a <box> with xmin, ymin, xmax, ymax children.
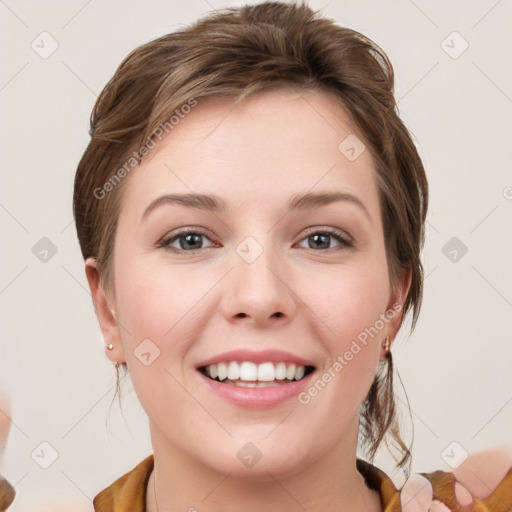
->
<box><xmin>103</xmin><ymin>329</ymin><xmax>126</xmax><ymax>364</ymax></box>
<box><xmin>84</xmin><ymin>257</ymin><xmax>126</xmax><ymax>364</ymax></box>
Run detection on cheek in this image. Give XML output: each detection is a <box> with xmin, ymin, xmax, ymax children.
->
<box><xmin>298</xmin><ymin>260</ymin><xmax>389</xmax><ymax>396</ymax></box>
<box><xmin>113</xmin><ymin>263</ymin><xmax>196</xmax><ymax>419</ymax></box>
<box><xmin>114</xmin><ymin>255</ymin><xmax>215</xmax><ymax>379</ymax></box>
<box><xmin>299</xmin><ymin>262</ymin><xmax>390</xmax><ymax>339</ymax></box>
<box><xmin>115</xmin><ymin>255</ymin><xmax>200</xmax><ymax>335</ymax></box>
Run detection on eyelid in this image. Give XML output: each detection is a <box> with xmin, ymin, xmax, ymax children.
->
<box><xmin>158</xmin><ymin>227</ymin><xmax>216</xmax><ymax>250</ymax></box>
<box><xmin>158</xmin><ymin>226</ymin><xmax>354</xmax><ymax>252</ymax></box>
<box><xmin>299</xmin><ymin>226</ymin><xmax>353</xmax><ymax>244</ymax></box>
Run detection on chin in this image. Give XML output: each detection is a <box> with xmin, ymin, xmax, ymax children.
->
<box><xmin>199</xmin><ymin>439</ymin><xmax>307</xmax><ymax>480</ymax></box>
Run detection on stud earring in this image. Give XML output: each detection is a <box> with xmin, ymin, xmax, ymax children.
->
<box><xmin>381</xmin><ymin>335</ymin><xmax>390</xmax><ymax>353</ymax></box>
<box><xmin>107</xmin><ymin>310</ymin><xmax>116</xmax><ymax>350</ymax></box>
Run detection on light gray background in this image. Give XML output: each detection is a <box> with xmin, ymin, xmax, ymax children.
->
<box><xmin>1</xmin><ymin>0</ymin><xmax>511</xmax><ymax>510</ymax></box>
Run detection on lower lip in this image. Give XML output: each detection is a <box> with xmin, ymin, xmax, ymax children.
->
<box><xmin>197</xmin><ymin>370</ymin><xmax>315</xmax><ymax>409</ymax></box>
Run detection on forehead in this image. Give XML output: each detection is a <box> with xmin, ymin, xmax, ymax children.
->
<box><xmin>119</xmin><ymin>88</ymin><xmax>380</xmax><ymax>221</ymax></box>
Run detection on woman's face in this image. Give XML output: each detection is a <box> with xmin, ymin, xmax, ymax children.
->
<box><xmin>87</xmin><ymin>88</ymin><xmax>410</xmax><ymax>477</ymax></box>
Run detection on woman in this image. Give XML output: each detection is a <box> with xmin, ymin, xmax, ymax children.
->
<box><xmin>73</xmin><ymin>2</ymin><xmax>512</xmax><ymax>510</ymax></box>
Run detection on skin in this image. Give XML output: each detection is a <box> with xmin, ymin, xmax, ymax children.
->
<box><xmin>86</xmin><ymin>88</ymin><xmax>411</xmax><ymax>512</ymax></box>
<box><xmin>451</xmin><ymin>447</ymin><xmax>512</xmax><ymax>500</ymax></box>
<box><xmin>0</xmin><ymin>393</ymin><xmax>15</xmax><ymax>511</ymax></box>
<box><xmin>0</xmin><ymin>393</ymin><xmax>11</xmax><ymax>458</ymax></box>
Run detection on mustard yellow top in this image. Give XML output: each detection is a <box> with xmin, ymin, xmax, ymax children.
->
<box><xmin>92</xmin><ymin>454</ymin><xmax>512</xmax><ymax>512</ymax></box>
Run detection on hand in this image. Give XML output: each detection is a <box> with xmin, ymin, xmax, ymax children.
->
<box><xmin>0</xmin><ymin>392</ymin><xmax>15</xmax><ymax>511</ymax></box>
<box><xmin>399</xmin><ymin>447</ymin><xmax>512</xmax><ymax>512</ymax></box>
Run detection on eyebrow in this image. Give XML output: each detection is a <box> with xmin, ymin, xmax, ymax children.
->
<box><xmin>141</xmin><ymin>191</ymin><xmax>372</xmax><ymax>224</ymax></box>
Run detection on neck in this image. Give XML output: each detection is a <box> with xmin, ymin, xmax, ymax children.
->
<box><xmin>145</xmin><ymin>421</ymin><xmax>382</xmax><ymax>512</ymax></box>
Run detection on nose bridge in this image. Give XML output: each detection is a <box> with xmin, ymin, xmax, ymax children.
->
<box><xmin>222</xmin><ymin>232</ymin><xmax>296</xmax><ymax>323</ymax></box>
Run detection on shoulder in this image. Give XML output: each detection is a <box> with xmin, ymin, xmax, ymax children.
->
<box><xmin>399</xmin><ymin>448</ymin><xmax>512</xmax><ymax>511</ymax></box>
<box><xmin>93</xmin><ymin>454</ymin><xmax>154</xmax><ymax>512</ymax></box>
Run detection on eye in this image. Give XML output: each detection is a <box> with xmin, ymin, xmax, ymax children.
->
<box><xmin>296</xmin><ymin>229</ymin><xmax>353</xmax><ymax>251</ymax></box>
<box><xmin>158</xmin><ymin>227</ymin><xmax>354</xmax><ymax>253</ymax></box>
<box><xmin>158</xmin><ymin>229</ymin><xmax>215</xmax><ymax>252</ymax></box>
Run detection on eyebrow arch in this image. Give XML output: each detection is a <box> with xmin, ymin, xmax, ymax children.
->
<box><xmin>288</xmin><ymin>191</ymin><xmax>372</xmax><ymax>224</ymax></box>
<box><xmin>142</xmin><ymin>193</ymin><xmax>227</xmax><ymax>222</ymax></box>
<box><xmin>141</xmin><ymin>191</ymin><xmax>372</xmax><ymax>224</ymax></box>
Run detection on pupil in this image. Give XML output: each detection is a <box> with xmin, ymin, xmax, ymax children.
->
<box><xmin>311</xmin><ymin>234</ymin><xmax>329</xmax><ymax>249</ymax></box>
<box><xmin>181</xmin><ymin>233</ymin><xmax>201</xmax><ymax>250</ymax></box>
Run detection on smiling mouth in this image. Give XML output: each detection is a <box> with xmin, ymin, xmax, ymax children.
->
<box><xmin>198</xmin><ymin>363</ymin><xmax>316</xmax><ymax>387</ymax></box>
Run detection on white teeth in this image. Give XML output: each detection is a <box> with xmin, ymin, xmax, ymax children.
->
<box><xmin>285</xmin><ymin>364</ymin><xmax>296</xmax><ymax>380</ymax></box>
<box><xmin>275</xmin><ymin>362</ymin><xmax>287</xmax><ymax>380</ymax></box>
<box><xmin>201</xmin><ymin>361</ymin><xmax>311</xmax><ymax>383</ymax></box>
<box><xmin>217</xmin><ymin>362</ymin><xmax>228</xmax><ymax>381</ymax></box>
<box><xmin>257</xmin><ymin>362</ymin><xmax>275</xmax><ymax>381</ymax></box>
<box><xmin>231</xmin><ymin>381</ymin><xmax>281</xmax><ymax>388</ymax></box>
<box><xmin>240</xmin><ymin>361</ymin><xmax>258</xmax><ymax>381</ymax></box>
<box><xmin>227</xmin><ymin>361</ymin><xmax>239</xmax><ymax>380</ymax></box>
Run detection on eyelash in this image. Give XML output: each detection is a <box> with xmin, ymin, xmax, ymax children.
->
<box><xmin>157</xmin><ymin>227</ymin><xmax>354</xmax><ymax>253</ymax></box>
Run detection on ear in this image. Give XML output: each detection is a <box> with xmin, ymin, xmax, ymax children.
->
<box><xmin>84</xmin><ymin>257</ymin><xmax>126</xmax><ymax>364</ymax></box>
<box><xmin>384</xmin><ymin>266</ymin><xmax>412</xmax><ymax>352</ymax></box>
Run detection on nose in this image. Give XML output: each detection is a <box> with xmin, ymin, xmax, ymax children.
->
<box><xmin>220</xmin><ymin>240</ymin><xmax>297</xmax><ymax>327</ymax></box>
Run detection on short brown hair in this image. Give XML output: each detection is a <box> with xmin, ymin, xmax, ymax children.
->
<box><xmin>74</xmin><ymin>0</ymin><xmax>428</xmax><ymax>478</ymax></box>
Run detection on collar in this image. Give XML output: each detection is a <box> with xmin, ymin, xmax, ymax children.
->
<box><xmin>93</xmin><ymin>455</ymin><xmax>402</xmax><ymax>511</ymax></box>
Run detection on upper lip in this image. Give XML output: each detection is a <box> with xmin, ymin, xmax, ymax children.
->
<box><xmin>195</xmin><ymin>348</ymin><xmax>316</xmax><ymax>369</ymax></box>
